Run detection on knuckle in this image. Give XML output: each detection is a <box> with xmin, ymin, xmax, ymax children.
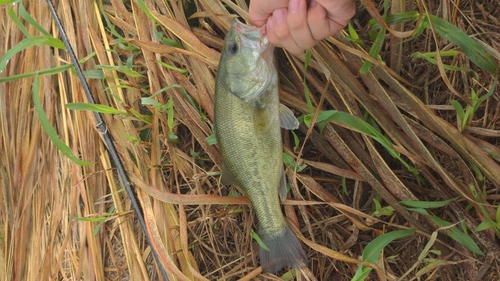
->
<box><xmin>273</xmin><ymin>25</ymin><xmax>291</xmax><ymax>40</ymax></box>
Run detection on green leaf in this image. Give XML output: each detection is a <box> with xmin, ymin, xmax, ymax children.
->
<box><xmin>400</xmin><ymin>198</ymin><xmax>457</xmax><ymax>209</ymax></box>
<box><xmin>475</xmin><ymin>219</ymin><xmax>496</xmax><ymax>232</ymax></box>
<box><xmin>411</xmin><ymin>51</ymin><xmax>472</xmax><ymax>72</ymax></box>
<box><xmin>8</xmin><ymin>6</ymin><xmax>30</xmax><ymax>37</ymax></box>
<box><xmin>429</xmin><ymin>14</ymin><xmax>498</xmax><ymax>76</ymax></box>
<box><xmin>82</xmin><ymin>69</ymin><xmax>105</xmax><ymax>79</ymax></box>
<box><xmin>361</xmin><ymin>25</ymin><xmax>386</xmax><ymax>74</ymax></box>
<box><xmin>0</xmin><ymin>0</ymin><xmax>21</xmax><ymax>4</ymax></box>
<box><xmin>450</xmin><ymin>99</ymin><xmax>465</xmax><ymax>126</ymax></box>
<box><xmin>251</xmin><ymin>229</ymin><xmax>270</xmax><ymax>251</ymax></box>
<box><xmin>141</xmin><ymin>97</ymin><xmax>162</xmax><ymax>107</ymax></box>
<box><xmin>166</xmin><ymin>98</ymin><xmax>174</xmax><ymax>131</ymax></box>
<box><xmin>0</xmin><ymin>64</ymin><xmax>72</xmax><ymax>83</ymax></box>
<box><xmin>315</xmin><ymin>110</ymin><xmax>399</xmax><ymax>158</ymax></box>
<box><xmin>303</xmin><ymin>49</ymin><xmax>314</xmax><ymax>114</ymax></box>
<box><xmin>406</xmin><ymin>207</ymin><xmax>430</xmax><ymax>216</ymax></box>
<box><xmin>372</xmin><ymin>198</ymin><xmax>395</xmax><ymax>217</ymax></box>
<box><xmin>352</xmin><ymin>229</ymin><xmax>416</xmax><ymax>281</ymax></box>
<box><xmin>65</xmin><ymin>103</ymin><xmax>126</xmax><ymax>115</ymax></box>
<box><xmin>157</xmin><ymin>60</ymin><xmax>188</xmax><ymax>74</ymax></box>
<box><xmin>407</xmin><ymin>206</ymin><xmax>488</xmax><ymax>253</ymax></box>
<box><xmin>412</xmin><ymin>50</ymin><xmax>460</xmax><ymax>58</ymax></box>
<box><xmin>283</xmin><ymin>153</ymin><xmax>307</xmax><ymax>172</ymax></box>
<box><xmin>291</xmin><ymin>130</ymin><xmax>300</xmax><ymax>149</ymax></box>
<box><xmin>475</xmin><ymin>79</ymin><xmax>498</xmax><ymax>111</ymax></box>
<box><xmin>143</xmin><ymin>84</ymin><xmax>186</xmax><ymax>110</ymax></box>
<box><xmin>0</xmin><ymin>52</ymin><xmax>97</xmax><ymax>84</ymax></box>
<box><xmin>342</xmin><ymin>177</ymin><xmax>347</xmax><ymax>195</ymax></box>
<box><xmin>369</xmin><ymin>11</ymin><xmax>420</xmax><ymax>33</ymax></box>
<box><xmin>346</xmin><ymin>22</ymin><xmax>365</xmax><ymax>47</ymax></box>
<box><xmin>496</xmin><ymin>204</ymin><xmax>500</xmax><ymax>228</ymax></box>
<box><xmin>119</xmin><ymin>65</ymin><xmax>143</xmax><ymax>78</ymax></box>
<box><xmin>135</xmin><ymin>0</ymin><xmax>155</xmax><ymax>20</ymax></box>
<box><xmin>430</xmin><ymin>216</ymin><xmax>484</xmax><ymax>255</ymax></box>
<box><xmin>33</xmin><ymin>76</ymin><xmax>91</xmax><ymax>166</ymax></box>
<box><xmin>206</xmin><ymin>134</ymin><xmax>217</xmax><ymax>145</ymax></box>
<box><xmin>72</xmin><ymin>215</ymin><xmax>112</xmax><ymax>223</ymax></box>
<box><xmin>19</xmin><ymin>3</ymin><xmax>51</xmax><ymax>36</ymax></box>
<box><xmin>280</xmin><ymin>268</ymin><xmax>297</xmax><ymax>281</ymax></box>
<box><xmin>0</xmin><ymin>35</ymin><xmax>66</xmax><ymax>73</ymax></box>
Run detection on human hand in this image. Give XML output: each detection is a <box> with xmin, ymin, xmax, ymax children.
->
<box><xmin>249</xmin><ymin>0</ymin><xmax>356</xmax><ymax>55</ymax></box>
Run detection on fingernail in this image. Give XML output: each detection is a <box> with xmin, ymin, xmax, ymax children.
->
<box><xmin>289</xmin><ymin>0</ymin><xmax>299</xmax><ymax>13</ymax></box>
<box><xmin>273</xmin><ymin>9</ymin><xmax>286</xmax><ymax>22</ymax></box>
<box><xmin>310</xmin><ymin>0</ymin><xmax>317</xmax><ymax>7</ymax></box>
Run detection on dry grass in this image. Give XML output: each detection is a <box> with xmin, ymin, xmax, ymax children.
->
<box><xmin>1</xmin><ymin>0</ymin><xmax>499</xmax><ymax>280</ymax></box>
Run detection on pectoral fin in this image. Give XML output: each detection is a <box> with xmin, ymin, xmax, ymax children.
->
<box><xmin>279</xmin><ymin>103</ymin><xmax>299</xmax><ymax>130</ymax></box>
<box><xmin>220</xmin><ymin>162</ymin><xmax>237</xmax><ymax>186</ymax></box>
<box><xmin>279</xmin><ymin>170</ymin><xmax>288</xmax><ymax>202</ymax></box>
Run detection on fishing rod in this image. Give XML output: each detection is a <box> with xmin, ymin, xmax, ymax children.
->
<box><xmin>44</xmin><ymin>1</ymin><xmax>169</xmax><ymax>280</ymax></box>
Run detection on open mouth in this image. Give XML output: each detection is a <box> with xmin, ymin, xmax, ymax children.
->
<box><xmin>232</xmin><ymin>19</ymin><xmax>270</xmax><ymax>52</ymax></box>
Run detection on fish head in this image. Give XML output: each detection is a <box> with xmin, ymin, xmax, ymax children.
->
<box><xmin>218</xmin><ymin>19</ymin><xmax>276</xmax><ymax>106</ymax></box>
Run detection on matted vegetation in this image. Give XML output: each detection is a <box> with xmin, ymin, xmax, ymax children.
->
<box><xmin>1</xmin><ymin>0</ymin><xmax>499</xmax><ymax>280</ymax></box>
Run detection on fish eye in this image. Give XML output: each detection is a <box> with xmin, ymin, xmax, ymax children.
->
<box><xmin>226</xmin><ymin>42</ymin><xmax>238</xmax><ymax>55</ymax></box>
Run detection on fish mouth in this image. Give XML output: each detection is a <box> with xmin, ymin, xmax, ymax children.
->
<box><xmin>232</xmin><ymin>18</ymin><xmax>273</xmax><ymax>61</ymax></box>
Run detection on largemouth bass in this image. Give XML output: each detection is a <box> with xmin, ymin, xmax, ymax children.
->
<box><xmin>214</xmin><ymin>19</ymin><xmax>306</xmax><ymax>273</ymax></box>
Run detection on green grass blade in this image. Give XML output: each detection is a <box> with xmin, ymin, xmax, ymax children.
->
<box><xmin>475</xmin><ymin>78</ymin><xmax>498</xmax><ymax>110</ymax></box>
<box><xmin>82</xmin><ymin>69</ymin><xmax>105</xmax><ymax>79</ymax></box>
<box><xmin>283</xmin><ymin>153</ymin><xmax>307</xmax><ymax>172</ymax></box>
<box><xmin>400</xmin><ymin>198</ymin><xmax>457</xmax><ymax>209</ymax></box>
<box><xmin>65</xmin><ymin>102</ymin><xmax>126</xmax><ymax>115</ymax></box>
<box><xmin>370</xmin><ymin>11</ymin><xmax>420</xmax><ymax>29</ymax></box>
<box><xmin>157</xmin><ymin>60</ymin><xmax>188</xmax><ymax>74</ymax></box>
<box><xmin>19</xmin><ymin>3</ymin><xmax>51</xmax><ymax>36</ymax></box>
<box><xmin>98</xmin><ymin>0</ymin><xmax>126</xmax><ymax>41</ymax></box>
<box><xmin>0</xmin><ymin>64</ymin><xmax>73</xmax><ymax>83</ymax></box>
<box><xmin>430</xmin><ymin>216</ymin><xmax>484</xmax><ymax>255</ymax></box>
<box><xmin>412</xmin><ymin>52</ymin><xmax>473</xmax><ymax>72</ymax></box>
<box><xmin>250</xmin><ymin>229</ymin><xmax>270</xmax><ymax>251</ymax></box>
<box><xmin>8</xmin><ymin>6</ymin><xmax>30</xmax><ymax>37</ymax></box>
<box><xmin>0</xmin><ymin>52</ymin><xmax>97</xmax><ymax>83</ymax></box>
<box><xmin>429</xmin><ymin>14</ymin><xmax>498</xmax><ymax>76</ymax></box>
<box><xmin>352</xmin><ymin>229</ymin><xmax>416</xmax><ymax>281</ymax></box>
<box><xmin>475</xmin><ymin>219</ymin><xmax>496</xmax><ymax>232</ymax></box>
<box><xmin>360</xmin><ymin>26</ymin><xmax>386</xmax><ymax>74</ymax></box>
<box><xmin>135</xmin><ymin>0</ymin><xmax>155</xmax><ymax>21</ymax></box>
<box><xmin>450</xmin><ymin>100</ymin><xmax>465</xmax><ymax>121</ymax></box>
<box><xmin>0</xmin><ymin>0</ymin><xmax>21</xmax><ymax>4</ymax></box>
<box><xmin>206</xmin><ymin>134</ymin><xmax>217</xmax><ymax>145</ymax></box>
<box><xmin>33</xmin><ymin>76</ymin><xmax>92</xmax><ymax>166</ymax></box>
<box><xmin>303</xmin><ymin>49</ymin><xmax>314</xmax><ymax>114</ymax></box>
<box><xmin>0</xmin><ymin>35</ymin><xmax>66</xmax><ymax>73</ymax></box>
<box><xmin>346</xmin><ymin>23</ymin><xmax>365</xmax><ymax>47</ymax></box>
<box><xmin>316</xmin><ymin>110</ymin><xmax>399</xmax><ymax>158</ymax></box>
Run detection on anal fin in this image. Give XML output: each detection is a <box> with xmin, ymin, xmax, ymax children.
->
<box><xmin>220</xmin><ymin>161</ymin><xmax>237</xmax><ymax>186</ymax></box>
<box><xmin>279</xmin><ymin>170</ymin><xmax>288</xmax><ymax>202</ymax></box>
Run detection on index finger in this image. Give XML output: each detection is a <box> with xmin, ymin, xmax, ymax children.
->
<box><xmin>249</xmin><ymin>0</ymin><xmax>290</xmax><ymax>27</ymax></box>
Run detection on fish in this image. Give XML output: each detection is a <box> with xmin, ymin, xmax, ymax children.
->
<box><xmin>213</xmin><ymin>18</ymin><xmax>306</xmax><ymax>273</ymax></box>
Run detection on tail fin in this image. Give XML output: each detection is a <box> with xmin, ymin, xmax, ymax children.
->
<box><xmin>259</xmin><ymin>225</ymin><xmax>307</xmax><ymax>273</ymax></box>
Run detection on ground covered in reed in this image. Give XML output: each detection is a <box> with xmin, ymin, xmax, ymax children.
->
<box><xmin>1</xmin><ymin>0</ymin><xmax>499</xmax><ymax>280</ymax></box>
